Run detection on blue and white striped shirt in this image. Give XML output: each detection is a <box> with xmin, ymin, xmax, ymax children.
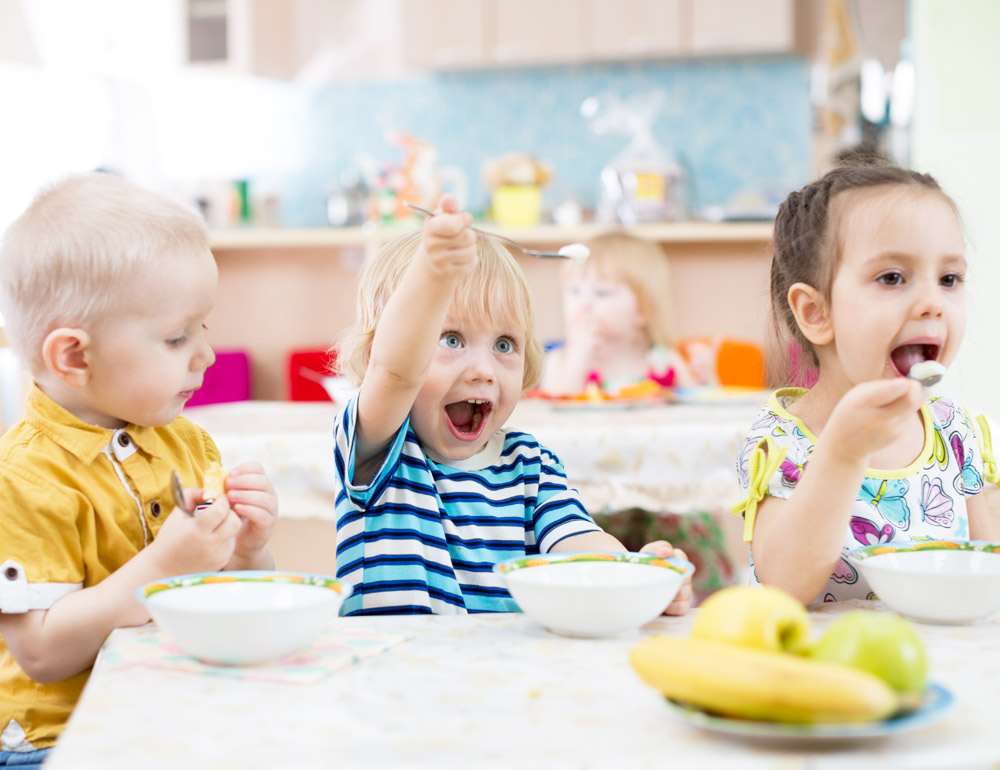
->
<box><xmin>333</xmin><ymin>397</ymin><xmax>600</xmax><ymax>615</ymax></box>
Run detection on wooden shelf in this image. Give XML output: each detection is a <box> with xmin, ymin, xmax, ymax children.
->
<box><xmin>209</xmin><ymin>220</ymin><xmax>774</xmax><ymax>251</ymax></box>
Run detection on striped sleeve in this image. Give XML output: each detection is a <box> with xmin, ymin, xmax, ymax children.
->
<box><xmin>333</xmin><ymin>396</ymin><xmax>410</xmax><ymax>509</ymax></box>
<box><xmin>522</xmin><ymin>437</ymin><xmax>601</xmax><ymax>552</ymax></box>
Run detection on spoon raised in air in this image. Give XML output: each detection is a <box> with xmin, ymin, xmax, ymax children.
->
<box><xmin>907</xmin><ymin>360</ymin><xmax>946</xmax><ymax>388</ymax></box>
<box><xmin>402</xmin><ymin>201</ymin><xmax>589</xmax><ymax>261</ymax></box>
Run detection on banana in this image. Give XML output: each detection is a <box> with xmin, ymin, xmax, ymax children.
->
<box><xmin>630</xmin><ymin>635</ymin><xmax>899</xmax><ymax>724</ymax></box>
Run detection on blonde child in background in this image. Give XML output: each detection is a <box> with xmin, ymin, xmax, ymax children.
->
<box><xmin>0</xmin><ymin>174</ymin><xmax>279</xmax><ymax>764</ymax></box>
<box><xmin>332</xmin><ymin>196</ymin><xmax>692</xmax><ymax>616</ymax></box>
<box><xmin>541</xmin><ymin>232</ymin><xmax>700</xmax><ymax>396</ymax></box>
<box><xmin>541</xmin><ymin>232</ymin><xmax>733</xmax><ymax>601</ymax></box>
<box><xmin>734</xmin><ymin>163</ymin><xmax>997</xmax><ymax>606</ymax></box>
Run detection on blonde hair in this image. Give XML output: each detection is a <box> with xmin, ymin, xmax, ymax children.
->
<box><xmin>0</xmin><ymin>173</ymin><xmax>210</xmax><ymax>373</ymax></box>
<box><xmin>566</xmin><ymin>231</ymin><xmax>675</xmax><ymax>348</ymax></box>
<box><xmin>337</xmin><ymin>230</ymin><xmax>544</xmax><ymax>391</ymax></box>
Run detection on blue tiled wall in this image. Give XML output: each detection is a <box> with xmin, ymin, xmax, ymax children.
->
<box><xmin>286</xmin><ymin>57</ymin><xmax>811</xmax><ymax>226</ymax></box>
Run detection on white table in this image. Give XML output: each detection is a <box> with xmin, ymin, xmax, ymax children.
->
<box><xmin>44</xmin><ymin>601</ymin><xmax>1000</xmax><ymax>769</ymax></box>
<box><xmin>184</xmin><ymin>396</ymin><xmax>763</xmax><ymax>519</ymax></box>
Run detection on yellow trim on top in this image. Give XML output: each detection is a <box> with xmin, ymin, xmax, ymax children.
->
<box><xmin>767</xmin><ymin>387</ymin><xmax>935</xmax><ymax>480</ymax></box>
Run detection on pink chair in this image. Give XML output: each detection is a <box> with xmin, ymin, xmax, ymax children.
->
<box><xmin>186</xmin><ymin>350</ymin><xmax>251</xmax><ymax>406</ymax></box>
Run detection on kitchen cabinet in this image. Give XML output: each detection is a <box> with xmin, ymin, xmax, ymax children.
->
<box><xmin>401</xmin><ymin>1</ymin><xmax>492</xmax><ymax>70</ymax></box>
<box><xmin>493</xmin><ymin>0</ymin><xmax>583</xmax><ymax>66</ymax></box>
<box><xmin>402</xmin><ymin>0</ymin><xmax>816</xmax><ymax>71</ymax></box>
<box><xmin>584</xmin><ymin>0</ymin><xmax>684</xmax><ymax>61</ymax></box>
<box><xmin>688</xmin><ymin>0</ymin><xmax>806</xmax><ymax>56</ymax></box>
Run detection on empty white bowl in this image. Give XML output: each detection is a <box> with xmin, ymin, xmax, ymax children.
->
<box><xmin>495</xmin><ymin>552</ymin><xmax>693</xmax><ymax>637</ymax></box>
<box><xmin>848</xmin><ymin>541</ymin><xmax>1000</xmax><ymax>624</ymax></box>
<box><xmin>137</xmin><ymin>571</ymin><xmax>351</xmax><ymax>665</ymax></box>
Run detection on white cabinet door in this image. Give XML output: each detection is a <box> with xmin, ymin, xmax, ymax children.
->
<box><xmin>493</xmin><ymin>0</ymin><xmax>583</xmax><ymax>66</ymax></box>
<box><xmin>401</xmin><ymin>0</ymin><xmax>491</xmax><ymax>69</ymax></box>
<box><xmin>585</xmin><ymin>0</ymin><xmax>684</xmax><ymax>60</ymax></box>
<box><xmin>688</xmin><ymin>0</ymin><xmax>797</xmax><ymax>55</ymax></box>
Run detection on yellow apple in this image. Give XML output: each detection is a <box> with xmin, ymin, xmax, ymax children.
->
<box><xmin>810</xmin><ymin>611</ymin><xmax>927</xmax><ymax>698</ymax></box>
<box><xmin>692</xmin><ymin>585</ymin><xmax>811</xmax><ymax>654</ymax></box>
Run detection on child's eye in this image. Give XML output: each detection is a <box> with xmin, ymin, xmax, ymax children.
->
<box><xmin>940</xmin><ymin>272</ymin><xmax>964</xmax><ymax>288</ymax></box>
<box><xmin>494</xmin><ymin>337</ymin><xmax>516</xmax><ymax>354</ymax></box>
<box><xmin>439</xmin><ymin>332</ymin><xmax>463</xmax><ymax>349</ymax></box>
<box><xmin>877</xmin><ymin>271</ymin><xmax>904</xmax><ymax>286</ymax></box>
<box><xmin>166</xmin><ymin>336</ymin><xmax>187</xmax><ymax>347</ymax></box>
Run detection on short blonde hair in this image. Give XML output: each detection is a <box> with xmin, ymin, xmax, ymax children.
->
<box><xmin>0</xmin><ymin>173</ymin><xmax>210</xmax><ymax>373</ymax></box>
<box><xmin>566</xmin><ymin>232</ymin><xmax>675</xmax><ymax>348</ymax></box>
<box><xmin>337</xmin><ymin>230</ymin><xmax>544</xmax><ymax>391</ymax></box>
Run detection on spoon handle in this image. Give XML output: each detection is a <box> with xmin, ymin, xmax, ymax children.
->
<box><xmin>401</xmin><ymin>201</ymin><xmax>572</xmax><ymax>260</ymax></box>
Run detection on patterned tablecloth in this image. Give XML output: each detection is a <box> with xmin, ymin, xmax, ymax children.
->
<box><xmin>45</xmin><ymin>601</ymin><xmax>1000</xmax><ymax>769</ymax></box>
<box><xmin>184</xmin><ymin>395</ymin><xmax>764</xmax><ymax>520</ymax></box>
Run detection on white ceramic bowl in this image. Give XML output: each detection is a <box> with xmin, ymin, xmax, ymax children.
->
<box><xmin>495</xmin><ymin>552</ymin><xmax>693</xmax><ymax>637</ymax></box>
<box><xmin>137</xmin><ymin>571</ymin><xmax>351</xmax><ymax>665</ymax></box>
<box><xmin>848</xmin><ymin>541</ymin><xmax>1000</xmax><ymax>624</ymax></box>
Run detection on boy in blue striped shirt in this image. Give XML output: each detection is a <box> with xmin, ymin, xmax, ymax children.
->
<box><xmin>332</xmin><ymin>196</ymin><xmax>691</xmax><ymax>615</ymax></box>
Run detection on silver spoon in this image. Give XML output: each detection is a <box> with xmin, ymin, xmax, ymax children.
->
<box><xmin>402</xmin><ymin>201</ymin><xmax>589</xmax><ymax>261</ymax></box>
<box><xmin>907</xmin><ymin>360</ymin><xmax>946</xmax><ymax>388</ymax></box>
<box><xmin>170</xmin><ymin>470</ymin><xmax>195</xmax><ymax>515</ymax></box>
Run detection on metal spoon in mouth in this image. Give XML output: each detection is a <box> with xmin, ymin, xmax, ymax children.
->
<box><xmin>402</xmin><ymin>201</ymin><xmax>589</xmax><ymax>261</ymax></box>
<box><xmin>907</xmin><ymin>360</ymin><xmax>946</xmax><ymax>388</ymax></box>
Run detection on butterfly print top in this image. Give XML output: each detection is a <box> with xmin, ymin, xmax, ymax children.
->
<box><xmin>735</xmin><ymin>389</ymin><xmax>987</xmax><ymax>605</ymax></box>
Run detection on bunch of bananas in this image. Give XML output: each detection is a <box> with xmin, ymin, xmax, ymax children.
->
<box><xmin>630</xmin><ymin>586</ymin><xmax>925</xmax><ymax>724</ymax></box>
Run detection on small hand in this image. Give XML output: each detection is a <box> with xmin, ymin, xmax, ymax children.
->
<box><xmin>151</xmin><ymin>494</ymin><xmax>242</xmax><ymax>576</ymax></box>
<box><xmin>222</xmin><ymin>461</ymin><xmax>278</xmax><ymax>568</ymax></box>
<box><xmin>825</xmin><ymin>378</ymin><xmax>925</xmax><ymax>465</ymax></box>
<box><xmin>420</xmin><ymin>194</ymin><xmax>476</xmax><ymax>279</ymax></box>
<box><xmin>640</xmin><ymin>540</ymin><xmax>692</xmax><ymax>616</ymax></box>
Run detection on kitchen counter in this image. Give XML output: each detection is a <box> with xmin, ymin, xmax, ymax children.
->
<box><xmin>209</xmin><ymin>220</ymin><xmax>773</xmax><ymax>250</ymax></box>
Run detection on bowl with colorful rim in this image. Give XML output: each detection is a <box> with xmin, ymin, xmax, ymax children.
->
<box><xmin>494</xmin><ymin>552</ymin><xmax>694</xmax><ymax>637</ymax></box>
<box><xmin>137</xmin><ymin>570</ymin><xmax>351</xmax><ymax>665</ymax></box>
<box><xmin>847</xmin><ymin>541</ymin><xmax>1000</xmax><ymax>624</ymax></box>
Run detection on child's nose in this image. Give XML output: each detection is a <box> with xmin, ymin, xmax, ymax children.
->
<box><xmin>914</xmin><ymin>282</ymin><xmax>945</xmax><ymax>318</ymax></box>
<box><xmin>465</xmin><ymin>346</ymin><xmax>496</xmax><ymax>382</ymax></box>
<box><xmin>192</xmin><ymin>338</ymin><xmax>216</xmax><ymax>371</ymax></box>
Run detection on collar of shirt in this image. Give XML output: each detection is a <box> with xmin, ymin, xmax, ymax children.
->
<box><xmin>23</xmin><ymin>383</ymin><xmax>165</xmax><ymax>465</ymax></box>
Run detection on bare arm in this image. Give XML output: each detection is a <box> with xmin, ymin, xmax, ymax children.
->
<box><xmin>751</xmin><ymin>378</ymin><xmax>925</xmax><ymax>604</ymax></box>
<box><xmin>354</xmin><ymin>196</ymin><xmax>476</xmax><ymax>469</ymax></box>
<box><xmin>0</xmin><ymin>496</ymin><xmax>241</xmax><ymax>683</ymax></box>
<box><xmin>967</xmin><ymin>492</ymin><xmax>998</xmax><ymax>540</ymax></box>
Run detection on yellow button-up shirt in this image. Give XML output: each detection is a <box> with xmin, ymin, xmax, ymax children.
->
<box><xmin>0</xmin><ymin>385</ymin><xmax>220</xmax><ymax>751</ymax></box>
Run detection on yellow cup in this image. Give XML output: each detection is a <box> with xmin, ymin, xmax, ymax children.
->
<box><xmin>492</xmin><ymin>185</ymin><xmax>542</xmax><ymax>227</ymax></box>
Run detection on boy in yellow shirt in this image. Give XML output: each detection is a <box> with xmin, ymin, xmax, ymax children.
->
<box><xmin>0</xmin><ymin>173</ymin><xmax>279</xmax><ymax>765</ymax></box>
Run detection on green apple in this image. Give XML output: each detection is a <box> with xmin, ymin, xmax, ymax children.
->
<box><xmin>810</xmin><ymin>611</ymin><xmax>927</xmax><ymax>697</ymax></box>
<box><xmin>692</xmin><ymin>585</ymin><xmax>812</xmax><ymax>654</ymax></box>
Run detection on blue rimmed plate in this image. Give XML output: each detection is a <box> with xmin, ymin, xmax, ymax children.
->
<box><xmin>664</xmin><ymin>682</ymin><xmax>954</xmax><ymax>743</ymax></box>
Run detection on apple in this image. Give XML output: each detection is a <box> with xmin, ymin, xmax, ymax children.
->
<box><xmin>810</xmin><ymin>611</ymin><xmax>927</xmax><ymax>697</ymax></box>
<box><xmin>692</xmin><ymin>585</ymin><xmax>812</xmax><ymax>654</ymax></box>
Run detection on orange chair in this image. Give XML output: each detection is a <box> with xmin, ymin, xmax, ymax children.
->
<box><xmin>678</xmin><ymin>337</ymin><xmax>765</xmax><ymax>389</ymax></box>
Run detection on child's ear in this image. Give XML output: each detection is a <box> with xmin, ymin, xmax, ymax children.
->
<box><xmin>787</xmin><ymin>283</ymin><xmax>833</xmax><ymax>346</ymax></box>
<box><xmin>42</xmin><ymin>328</ymin><xmax>91</xmax><ymax>388</ymax></box>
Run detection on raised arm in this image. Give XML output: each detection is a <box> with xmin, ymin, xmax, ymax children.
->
<box><xmin>354</xmin><ymin>196</ymin><xmax>476</xmax><ymax>467</ymax></box>
<box><xmin>750</xmin><ymin>378</ymin><xmax>925</xmax><ymax>604</ymax></box>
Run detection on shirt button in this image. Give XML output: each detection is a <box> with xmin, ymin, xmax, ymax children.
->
<box><xmin>117</xmin><ymin>433</ymin><xmax>130</xmax><ymax>447</ymax></box>
<box><xmin>151</xmin><ymin>501</ymin><xmax>161</xmax><ymax>517</ymax></box>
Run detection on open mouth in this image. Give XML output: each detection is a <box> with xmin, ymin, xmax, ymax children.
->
<box><xmin>890</xmin><ymin>344</ymin><xmax>940</xmax><ymax>377</ymax></box>
<box><xmin>444</xmin><ymin>399</ymin><xmax>493</xmax><ymax>441</ymax></box>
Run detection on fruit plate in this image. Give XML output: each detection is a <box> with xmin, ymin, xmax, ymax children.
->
<box><xmin>663</xmin><ymin>682</ymin><xmax>954</xmax><ymax>744</ymax></box>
